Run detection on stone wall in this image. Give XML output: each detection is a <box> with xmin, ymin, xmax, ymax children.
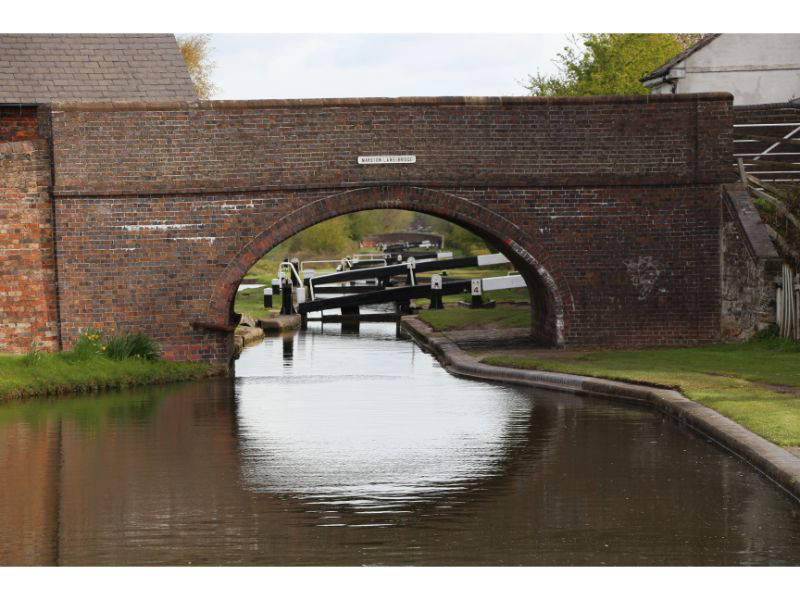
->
<box><xmin>720</xmin><ymin>184</ymin><xmax>781</xmax><ymax>339</ymax></box>
<box><xmin>0</xmin><ymin>139</ymin><xmax>60</xmax><ymax>353</ymax></box>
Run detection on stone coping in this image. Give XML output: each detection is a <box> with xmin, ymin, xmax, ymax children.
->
<box><xmin>400</xmin><ymin>316</ymin><xmax>800</xmax><ymax>504</ymax></box>
<box><xmin>48</xmin><ymin>92</ymin><xmax>733</xmax><ymax>112</ymax></box>
<box><xmin>723</xmin><ymin>183</ymin><xmax>780</xmax><ymax>260</ymax></box>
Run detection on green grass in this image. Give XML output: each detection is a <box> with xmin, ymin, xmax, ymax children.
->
<box><xmin>417</xmin><ymin>304</ymin><xmax>532</xmax><ymax>331</ymax></box>
<box><xmin>234</xmin><ymin>285</ymin><xmax>283</xmax><ymax>320</ymax></box>
<box><xmin>0</xmin><ymin>352</ymin><xmax>219</xmax><ymax>403</ymax></box>
<box><xmin>481</xmin><ymin>335</ymin><xmax>800</xmax><ymax>447</ymax></box>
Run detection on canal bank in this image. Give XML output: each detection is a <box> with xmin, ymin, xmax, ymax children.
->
<box><xmin>0</xmin><ymin>353</ymin><xmax>223</xmax><ymax>402</ymax></box>
<box><xmin>400</xmin><ymin>315</ymin><xmax>800</xmax><ymax>503</ymax></box>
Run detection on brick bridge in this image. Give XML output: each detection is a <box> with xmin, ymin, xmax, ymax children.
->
<box><xmin>0</xmin><ymin>94</ymin><xmax>734</xmax><ymax>363</ymax></box>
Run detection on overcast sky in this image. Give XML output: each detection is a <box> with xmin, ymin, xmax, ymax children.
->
<box><xmin>208</xmin><ymin>34</ymin><xmax>571</xmax><ymax>100</ymax></box>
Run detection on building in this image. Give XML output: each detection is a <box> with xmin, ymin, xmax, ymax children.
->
<box><xmin>641</xmin><ymin>33</ymin><xmax>800</xmax><ymax>105</ymax></box>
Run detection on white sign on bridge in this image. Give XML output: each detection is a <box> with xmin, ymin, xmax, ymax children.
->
<box><xmin>357</xmin><ymin>155</ymin><xmax>416</xmax><ymax>165</ymax></box>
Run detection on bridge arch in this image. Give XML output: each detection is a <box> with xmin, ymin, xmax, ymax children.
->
<box><xmin>207</xmin><ymin>185</ymin><xmax>569</xmax><ymax>347</ymax></box>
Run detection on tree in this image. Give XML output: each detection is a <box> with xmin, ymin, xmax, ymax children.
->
<box><xmin>347</xmin><ymin>210</ymin><xmax>415</xmax><ymax>241</ymax></box>
<box><xmin>526</xmin><ymin>34</ymin><xmax>702</xmax><ymax>97</ymax></box>
<box><xmin>413</xmin><ymin>214</ymin><xmax>491</xmax><ymax>256</ymax></box>
<box><xmin>288</xmin><ymin>217</ymin><xmax>354</xmax><ymax>256</ymax></box>
<box><xmin>177</xmin><ymin>34</ymin><xmax>219</xmax><ymax>100</ymax></box>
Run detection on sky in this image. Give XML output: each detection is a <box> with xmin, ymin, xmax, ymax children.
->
<box><xmin>208</xmin><ymin>34</ymin><xmax>571</xmax><ymax>100</ymax></box>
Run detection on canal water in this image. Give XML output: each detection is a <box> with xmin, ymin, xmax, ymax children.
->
<box><xmin>2</xmin><ymin>321</ymin><xmax>800</xmax><ymax>566</ymax></box>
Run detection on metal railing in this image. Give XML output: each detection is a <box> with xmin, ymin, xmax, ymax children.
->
<box><xmin>734</xmin><ymin>121</ymin><xmax>800</xmax><ymax>184</ymax></box>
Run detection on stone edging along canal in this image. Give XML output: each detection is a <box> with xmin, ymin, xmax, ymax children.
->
<box><xmin>399</xmin><ymin>316</ymin><xmax>800</xmax><ymax>504</ymax></box>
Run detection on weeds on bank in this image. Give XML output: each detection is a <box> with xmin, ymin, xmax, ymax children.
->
<box><xmin>0</xmin><ymin>330</ymin><xmax>215</xmax><ymax>402</ymax></box>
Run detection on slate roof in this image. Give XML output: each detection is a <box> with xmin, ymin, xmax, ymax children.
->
<box><xmin>0</xmin><ymin>34</ymin><xmax>197</xmax><ymax>103</ymax></box>
<box><xmin>640</xmin><ymin>34</ymin><xmax>721</xmax><ymax>83</ymax></box>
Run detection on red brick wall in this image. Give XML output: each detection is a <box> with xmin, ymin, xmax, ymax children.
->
<box><xmin>50</xmin><ymin>94</ymin><xmax>732</xmax><ymax>196</ymax></box>
<box><xmin>0</xmin><ymin>107</ymin><xmax>39</xmax><ymax>142</ymax></box>
<box><xmin>42</xmin><ymin>94</ymin><xmax>733</xmax><ymax>363</ymax></box>
<box><xmin>0</xmin><ymin>140</ymin><xmax>60</xmax><ymax>353</ymax></box>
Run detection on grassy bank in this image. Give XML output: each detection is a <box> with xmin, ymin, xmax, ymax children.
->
<box><xmin>0</xmin><ymin>345</ymin><xmax>221</xmax><ymax>402</ymax></box>
<box><xmin>234</xmin><ymin>285</ymin><xmax>281</xmax><ymax>320</ymax></box>
<box><xmin>481</xmin><ymin>334</ymin><xmax>800</xmax><ymax>447</ymax></box>
<box><xmin>417</xmin><ymin>303</ymin><xmax>531</xmax><ymax>330</ymax></box>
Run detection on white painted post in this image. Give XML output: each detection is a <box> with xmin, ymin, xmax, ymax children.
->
<box><xmin>471</xmin><ymin>278</ymin><xmax>483</xmax><ymax>308</ymax></box>
<box><xmin>407</xmin><ymin>256</ymin><xmax>416</xmax><ymax>286</ymax></box>
<box><xmin>430</xmin><ymin>274</ymin><xmax>443</xmax><ymax>309</ymax></box>
<box><xmin>263</xmin><ymin>286</ymin><xmax>273</xmax><ymax>308</ymax></box>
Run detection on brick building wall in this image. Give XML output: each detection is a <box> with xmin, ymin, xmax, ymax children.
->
<box><xmin>22</xmin><ymin>94</ymin><xmax>734</xmax><ymax>363</ymax></box>
<box><xmin>0</xmin><ymin>106</ymin><xmax>39</xmax><ymax>142</ymax></box>
<box><xmin>0</xmin><ymin>139</ymin><xmax>60</xmax><ymax>353</ymax></box>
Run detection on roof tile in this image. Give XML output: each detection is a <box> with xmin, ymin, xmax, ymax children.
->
<box><xmin>0</xmin><ymin>33</ymin><xmax>197</xmax><ymax>103</ymax></box>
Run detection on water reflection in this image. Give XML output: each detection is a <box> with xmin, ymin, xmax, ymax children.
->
<box><xmin>1</xmin><ymin>322</ymin><xmax>800</xmax><ymax>565</ymax></box>
<box><xmin>281</xmin><ymin>333</ymin><xmax>294</xmax><ymax>365</ymax></box>
<box><xmin>236</xmin><ymin>347</ymin><xmax>535</xmax><ymax>509</ymax></box>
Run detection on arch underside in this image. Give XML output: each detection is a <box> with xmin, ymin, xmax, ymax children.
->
<box><xmin>207</xmin><ymin>185</ymin><xmax>567</xmax><ymax>347</ymax></box>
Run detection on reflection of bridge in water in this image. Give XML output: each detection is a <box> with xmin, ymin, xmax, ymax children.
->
<box><xmin>236</xmin><ymin>322</ymin><xmax>541</xmax><ymax>512</ymax></box>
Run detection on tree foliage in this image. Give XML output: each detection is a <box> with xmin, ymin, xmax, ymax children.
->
<box><xmin>286</xmin><ymin>218</ymin><xmax>353</xmax><ymax>256</ymax></box>
<box><xmin>347</xmin><ymin>209</ymin><xmax>415</xmax><ymax>241</ymax></box>
<box><xmin>177</xmin><ymin>34</ymin><xmax>219</xmax><ymax>100</ymax></box>
<box><xmin>412</xmin><ymin>214</ymin><xmax>491</xmax><ymax>256</ymax></box>
<box><xmin>526</xmin><ymin>34</ymin><xmax>703</xmax><ymax>97</ymax></box>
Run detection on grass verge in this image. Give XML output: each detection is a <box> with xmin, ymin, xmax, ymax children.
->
<box><xmin>0</xmin><ymin>353</ymin><xmax>222</xmax><ymax>403</ymax></box>
<box><xmin>481</xmin><ymin>334</ymin><xmax>800</xmax><ymax>447</ymax></box>
<box><xmin>417</xmin><ymin>304</ymin><xmax>531</xmax><ymax>331</ymax></box>
<box><xmin>234</xmin><ymin>286</ymin><xmax>282</xmax><ymax>320</ymax></box>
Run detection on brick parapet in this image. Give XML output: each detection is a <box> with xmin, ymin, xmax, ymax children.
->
<box><xmin>49</xmin><ymin>94</ymin><xmax>734</xmax><ymax>197</ymax></box>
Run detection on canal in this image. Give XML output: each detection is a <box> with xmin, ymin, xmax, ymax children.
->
<box><xmin>1</xmin><ymin>321</ymin><xmax>800</xmax><ymax>565</ymax></box>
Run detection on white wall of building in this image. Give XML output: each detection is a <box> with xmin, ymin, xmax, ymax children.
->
<box><xmin>649</xmin><ymin>34</ymin><xmax>800</xmax><ymax>105</ymax></box>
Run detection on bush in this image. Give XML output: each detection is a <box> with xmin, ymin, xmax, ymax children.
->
<box><xmin>105</xmin><ymin>333</ymin><xmax>160</xmax><ymax>360</ymax></box>
<box><xmin>103</xmin><ymin>332</ymin><xmax>160</xmax><ymax>361</ymax></box>
<box><xmin>749</xmin><ymin>324</ymin><xmax>800</xmax><ymax>352</ymax></box>
<box><xmin>22</xmin><ymin>342</ymin><xmax>43</xmax><ymax>366</ymax></box>
<box><xmin>66</xmin><ymin>328</ymin><xmax>105</xmax><ymax>361</ymax></box>
<box><xmin>62</xmin><ymin>329</ymin><xmax>160</xmax><ymax>362</ymax></box>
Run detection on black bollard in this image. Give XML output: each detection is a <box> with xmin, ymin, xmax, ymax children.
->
<box><xmin>341</xmin><ymin>305</ymin><xmax>360</xmax><ymax>317</ymax></box>
<box><xmin>280</xmin><ymin>281</ymin><xmax>294</xmax><ymax>315</ymax></box>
